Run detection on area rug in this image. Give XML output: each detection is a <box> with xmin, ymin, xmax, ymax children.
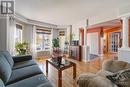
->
<box><xmin>89</xmin><ymin>54</ymin><xmax>99</xmax><ymax>60</ymax></box>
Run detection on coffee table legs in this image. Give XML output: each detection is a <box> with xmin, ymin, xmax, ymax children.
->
<box><xmin>58</xmin><ymin>65</ymin><xmax>76</xmax><ymax>87</ymax></box>
<box><xmin>46</xmin><ymin>60</ymin><xmax>48</xmax><ymax>76</ymax></box>
<box><xmin>73</xmin><ymin>64</ymin><xmax>76</xmax><ymax>79</ymax></box>
<box><xmin>46</xmin><ymin>60</ymin><xmax>76</xmax><ymax>87</ymax></box>
<box><xmin>58</xmin><ymin>70</ymin><xmax>62</xmax><ymax>87</ymax></box>
<box><xmin>46</xmin><ymin>60</ymin><xmax>62</xmax><ymax>87</ymax></box>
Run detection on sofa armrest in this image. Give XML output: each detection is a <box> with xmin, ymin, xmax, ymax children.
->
<box><xmin>12</xmin><ymin>55</ymin><xmax>32</xmax><ymax>63</ymax></box>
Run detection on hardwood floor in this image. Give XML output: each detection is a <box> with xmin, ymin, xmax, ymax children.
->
<box><xmin>35</xmin><ymin>53</ymin><xmax>117</xmax><ymax>87</ymax></box>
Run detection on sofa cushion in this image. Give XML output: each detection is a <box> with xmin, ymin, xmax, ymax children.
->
<box><xmin>0</xmin><ymin>79</ymin><xmax>5</xmax><ymax>87</ymax></box>
<box><xmin>13</xmin><ymin>60</ymin><xmax>37</xmax><ymax>70</ymax></box>
<box><xmin>6</xmin><ymin>65</ymin><xmax>42</xmax><ymax>85</ymax></box>
<box><xmin>0</xmin><ymin>51</ymin><xmax>14</xmax><ymax>68</ymax></box>
<box><xmin>6</xmin><ymin>74</ymin><xmax>49</xmax><ymax>87</ymax></box>
<box><xmin>0</xmin><ymin>54</ymin><xmax>12</xmax><ymax>83</ymax></box>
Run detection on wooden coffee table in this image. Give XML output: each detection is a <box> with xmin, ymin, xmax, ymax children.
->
<box><xmin>46</xmin><ymin>58</ymin><xmax>76</xmax><ymax>87</ymax></box>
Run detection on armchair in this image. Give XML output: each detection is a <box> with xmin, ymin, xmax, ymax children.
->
<box><xmin>77</xmin><ymin>60</ymin><xmax>130</xmax><ymax>87</ymax></box>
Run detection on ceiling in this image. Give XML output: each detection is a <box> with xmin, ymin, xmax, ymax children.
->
<box><xmin>15</xmin><ymin>0</ymin><xmax>130</xmax><ymax>25</ymax></box>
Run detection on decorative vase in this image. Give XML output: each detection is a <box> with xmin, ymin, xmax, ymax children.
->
<box><xmin>57</xmin><ymin>56</ymin><xmax>62</xmax><ymax>65</ymax></box>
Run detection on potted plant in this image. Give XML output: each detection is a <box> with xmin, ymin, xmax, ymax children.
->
<box><xmin>52</xmin><ymin>38</ymin><xmax>62</xmax><ymax>64</ymax></box>
<box><xmin>52</xmin><ymin>38</ymin><xmax>60</xmax><ymax>54</ymax></box>
<box><xmin>15</xmin><ymin>42</ymin><xmax>28</xmax><ymax>55</ymax></box>
<box><xmin>52</xmin><ymin>38</ymin><xmax>60</xmax><ymax>49</ymax></box>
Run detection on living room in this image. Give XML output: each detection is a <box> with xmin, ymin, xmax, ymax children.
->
<box><xmin>0</xmin><ymin>0</ymin><xmax>130</xmax><ymax>87</ymax></box>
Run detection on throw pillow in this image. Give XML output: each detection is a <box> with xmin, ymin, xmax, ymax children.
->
<box><xmin>106</xmin><ymin>69</ymin><xmax>130</xmax><ymax>87</ymax></box>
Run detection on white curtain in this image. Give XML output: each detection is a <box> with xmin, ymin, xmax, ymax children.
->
<box><xmin>7</xmin><ymin>16</ymin><xmax>16</xmax><ymax>55</ymax></box>
<box><xmin>32</xmin><ymin>25</ymin><xmax>37</xmax><ymax>58</ymax></box>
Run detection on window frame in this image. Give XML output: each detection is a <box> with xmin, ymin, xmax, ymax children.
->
<box><xmin>15</xmin><ymin>23</ymin><xmax>24</xmax><ymax>43</ymax></box>
<box><xmin>36</xmin><ymin>28</ymin><xmax>51</xmax><ymax>52</ymax></box>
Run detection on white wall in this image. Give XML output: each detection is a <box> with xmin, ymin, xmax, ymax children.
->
<box><xmin>72</xmin><ymin>20</ymin><xmax>86</xmax><ymax>40</ymax></box>
<box><xmin>0</xmin><ymin>16</ymin><xmax>8</xmax><ymax>51</ymax></box>
<box><xmin>52</xmin><ymin>29</ymin><xmax>59</xmax><ymax>39</ymax></box>
<box><xmin>118</xmin><ymin>48</ymin><xmax>130</xmax><ymax>63</ymax></box>
<box><xmin>87</xmin><ymin>33</ymin><xmax>99</xmax><ymax>55</ymax></box>
<box><xmin>0</xmin><ymin>16</ymin><xmax>16</xmax><ymax>55</ymax></box>
<box><xmin>23</xmin><ymin>24</ymin><xmax>33</xmax><ymax>44</ymax></box>
<box><xmin>23</xmin><ymin>24</ymin><xmax>34</xmax><ymax>54</ymax></box>
<box><xmin>118</xmin><ymin>4</ymin><xmax>130</xmax><ymax>63</ymax></box>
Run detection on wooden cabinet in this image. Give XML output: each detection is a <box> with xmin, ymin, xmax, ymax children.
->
<box><xmin>69</xmin><ymin>46</ymin><xmax>82</xmax><ymax>61</ymax></box>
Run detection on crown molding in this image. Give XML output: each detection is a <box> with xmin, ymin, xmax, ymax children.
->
<box><xmin>14</xmin><ymin>12</ymin><xmax>58</xmax><ymax>29</ymax></box>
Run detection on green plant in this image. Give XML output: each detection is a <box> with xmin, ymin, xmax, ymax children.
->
<box><xmin>52</xmin><ymin>38</ymin><xmax>60</xmax><ymax>48</ymax></box>
<box><xmin>15</xmin><ymin>42</ymin><xmax>28</xmax><ymax>55</ymax></box>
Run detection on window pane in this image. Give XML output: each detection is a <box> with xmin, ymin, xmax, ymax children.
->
<box><xmin>15</xmin><ymin>24</ymin><xmax>23</xmax><ymax>43</ymax></box>
<box><xmin>36</xmin><ymin>32</ymin><xmax>51</xmax><ymax>51</ymax></box>
<box><xmin>36</xmin><ymin>33</ymin><xmax>44</xmax><ymax>51</ymax></box>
